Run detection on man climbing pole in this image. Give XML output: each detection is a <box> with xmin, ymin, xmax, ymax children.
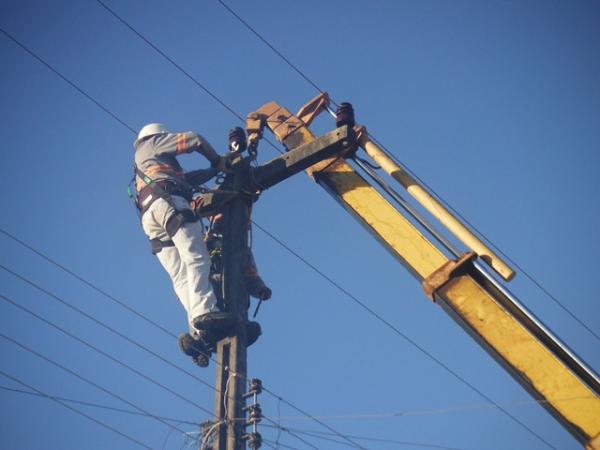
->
<box><xmin>133</xmin><ymin>123</ymin><xmax>271</xmax><ymax>367</ymax></box>
<box><xmin>133</xmin><ymin>123</ymin><xmax>235</xmax><ymax>355</ymax></box>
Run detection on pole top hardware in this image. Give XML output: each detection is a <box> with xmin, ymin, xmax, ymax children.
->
<box><xmin>242</xmin><ymin>432</ymin><xmax>262</xmax><ymax>450</ymax></box>
<box><xmin>243</xmin><ymin>378</ymin><xmax>262</xmax><ymax>398</ymax></box>
<box><xmin>243</xmin><ymin>404</ymin><xmax>262</xmax><ymax>426</ymax></box>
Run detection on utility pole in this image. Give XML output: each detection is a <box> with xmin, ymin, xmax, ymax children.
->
<box><xmin>209</xmin><ymin>96</ymin><xmax>354</xmax><ymax>450</ymax></box>
<box><xmin>212</xmin><ymin>152</ymin><xmax>251</xmax><ymax>450</ymax></box>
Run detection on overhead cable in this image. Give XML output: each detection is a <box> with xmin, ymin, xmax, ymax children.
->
<box><xmin>0</xmin><ymin>332</ymin><xmax>187</xmax><ymax>435</ymax></box>
<box><xmin>0</xmin><ymin>384</ymin><xmax>198</xmax><ymax>425</ymax></box>
<box><xmin>0</xmin><ymin>369</ymin><xmax>153</xmax><ymax>450</ymax></box>
<box><xmin>0</xmin><ymin>28</ymin><xmax>360</xmax><ymax>447</ymax></box>
<box><xmin>213</xmin><ymin>0</ymin><xmax>331</xmax><ymax>102</ymax></box>
<box><xmin>0</xmin><ymin>291</ymin><xmax>214</xmax><ymax>416</ymax></box>
<box><xmin>212</xmin><ymin>0</ymin><xmax>598</xmax><ymax>344</ymax></box>
<box><xmin>0</xmin><ymin>27</ymin><xmax>136</xmax><ymax>134</ymax></box>
<box><xmin>0</xmin><ymin>263</ymin><xmax>216</xmax><ymax>395</ymax></box>
<box><xmin>1</xmin><ymin>20</ymin><xmax>551</xmax><ymax>450</ymax></box>
<box><xmin>251</xmin><ymin>222</ymin><xmax>556</xmax><ymax>450</ymax></box>
<box><xmin>0</xmin><ymin>227</ymin><xmax>175</xmax><ymax>340</ymax></box>
<box><xmin>262</xmin><ymin>425</ymin><xmax>468</xmax><ymax>450</ymax></box>
<box><xmin>94</xmin><ymin>0</ymin><xmax>283</xmax><ymax>155</ymax></box>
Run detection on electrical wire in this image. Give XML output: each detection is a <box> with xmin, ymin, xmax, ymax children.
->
<box><xmin>0</xmin><ymin>227</ymin><xmax>175</xmax><ymax>340</ymax></box>
<box><xmin>0</xmin><ymin>28</ymin><xmax>370</xmax><ymax>449</ymax></box>
<box><xmin>200</xmin><ymin>420</ymin><xmax>224</xmax><ymax>450</ymax></box>
<box><xmin>0</xmin><ymin>384</ymin><xmax>198</xmax><ymax>425</ymax></box>
<box><xmin>369</xmin><ymin>135</ymin><xmax>600</xmax><ymax>344</ymax></box>
<box><xmin>0</xmin><ymin>369</ymin><xmax>154</xmax><ymax>450</ymax></box>
<box><xmin>262</xmin><ymin>439</ymin><xmax>306</xmax><ymax>450</ymax></box>
<box><xmin>0</xmin><ymin>228</ymin><xmax>355</xmax><ymax>449</ymax></box>
<box><xmin>212</xmin><ymin>0</ymin><xmax>331</xmax><ymax>103</ymax></box>
<box><xmin>0</xmin><ymin>27</ymin><xmax>136</xmax><ymax>134</ymax></box>
<box><xmin>0</xmin><ymin>263</ymin><xmax>217</xmax><ymax>395</ymax></box>
<box><xmin>261</xmin><ymin>415</ymin><xmax>322</xmax><ymax>450</ymax></box>
<box><xmin>256</xmin><ymin>394</ymin><xmax>596</xmax><ymax>421</ymax></box>
<box><xmin>94</xmin><ymin>0</ymin><xmax>284</xmax><ymax>155</ymax></box>
<box><xmin>0</xmin><ymin>332</ymin><xmax>187</xmax><ymax>435</ymax></box>
<box><xmin>262</xmin><ymin>425</ymin><xmax>469</xmax><ymax>450</ymax></box>
<box><xmin>209</xmin><ymin>0</ymin><xmax>599</xmax><ymax>344</ymax></box>
<box><xmin>250</xmin><ymin>222</ymin><xmax>557</xmax><ymax>450</ymax></box>
<box><xmin>0</xmin><ymin>16</ymin><xmax>561</xmax><ymax>450</ymax></box>
<box><xmin>0</xmin><ymin>291</ymin><xmax>214</xmax><ymax>416</ymax></box>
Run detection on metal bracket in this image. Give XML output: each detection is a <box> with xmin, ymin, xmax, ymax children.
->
<box><xmin>296</xmin><ymin>92</ymin><xmax>330</xmax><ymax>127</ymax></box>
<box><xmin>422</xmin><ymin>252</ymin><xmax>477</xmax><ymax>302</ymax></box>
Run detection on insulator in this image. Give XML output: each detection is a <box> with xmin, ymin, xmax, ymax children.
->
<box><xmin>249</xmin><ymin>378</ymin><xmax>262</xmax><ymax>395</ymax></box>
<box><xmin>245</xmin><ymin>404</ymin><xmax>262</xmax><ymax>423</ymax></box>
<box><xmin>228</xmin><ymin>127</ymin><xmax>247</xmax><ymax>152</ymax></box>
<box><xmin>335</xmin><ymin>102</ymin><xmax>355</xmax><ymax>128</ymax></box>
<box><xmin>243</xmin><ymin>432</ymin><xmax>262</xmax><ymax>449</ymax></box>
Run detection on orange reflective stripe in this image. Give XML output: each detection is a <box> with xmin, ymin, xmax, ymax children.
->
<box><xmin>177</xmin><ymin>133</ymin><xmax>188</xmax><ymax>154</ymax></box>
<box><xmin>181</xmin><ymin>133</ymin><xmax>188</xmax><ymax>153</ymax></box>
<box><xmin>146</xmin><ymin>164</ymin><xmax>173</xmax><ymax>176</ymax></box>
<box><xmin>176</xmin><ymin>133</ymin><xmax>182</xmax><ymax>153</ymax></box>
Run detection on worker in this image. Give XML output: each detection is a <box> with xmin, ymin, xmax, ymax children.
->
<box><xmin>134</xmin><ymin>123</ymin><xmax>235</xmax><ymax>339</ymax></box>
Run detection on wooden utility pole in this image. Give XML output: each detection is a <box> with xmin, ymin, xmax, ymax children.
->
<box><xmin>210</xmin><ymin>120</ymin><xmax>353</xmax><ymax>450</ymax></box>
<box><xmin>213</xmin><ymin>155</ymin><xmax>251</xmax><ymax>450</ymax></box>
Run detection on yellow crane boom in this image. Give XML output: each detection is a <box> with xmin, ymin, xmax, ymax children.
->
<box><xmin>249</xmin><ymin>94</ymin><xmax>600</xmax><ymax>449</ymax></box>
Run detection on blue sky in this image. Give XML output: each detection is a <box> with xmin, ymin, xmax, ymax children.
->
<box><xmin>1</xmin><ymin>1</ymin><xmax>599</xmax><ymax>449</ymax></box>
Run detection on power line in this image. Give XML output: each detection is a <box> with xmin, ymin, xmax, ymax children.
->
<box><xmin>0</xmin><ymin>27</ymin><xmax>136</xmax><ymax>134</ymax></box>
<box><xmin>250</xmin><ymin>395</ymin><xmax>596</xmax><ymax>422</ymax></box>
<box><xmin>251</xmin><ymin>222</ymin><xmax>557</xmax><ymax>450</ymax></box>
<box><xmin>0</xmin><ymin>290</ymin><xmax>214</xmax><ymax>416</ymax></box>
<box><xmin>262</xmin><ymin>425</ymin><xmax>469</xmax><ymax>450</ymax></box>
<box><xmin>261</xmin><ymin>415</ymin><xmax>323</xmax><ymax>450</ymax></box>
<box><xmin>0</xmin><ymin>229</ymin><xmax>337</xmax><ymax>446</ymax></box>
<box><xmin>0</xmin><ymin>384</ymin><xmax>198</xmax><ymax>426</ymax></box>
<box><xmin>0</xmin><ymin>17</ymin><xmax>556</xmax><ymax>450</ymax></box>
<box><xmin>0</xmin><ymin>27</ymin><xmax>363</xmax><ymax>447</ymax></box>
<box><xmin>368</xmin><ymin>135</ymin><xmax>600</xmax><ymax>345</ymax></box>
<box><xmin>209</xmin><ymin>0</ymin><xmax>599</xmax><ymax>345</ymax></box>
<box><xmin>95</xmin><ymin>0</ymin><xmax>243</xmax><ymax>123</ymax></box>
<box><xmin>0</xmin><ymin>233</ymin><xmax>340</xmax><ymax>448</ymax></box>
<box><xmin>0</xmin><ymin>263</ymin><xmax>217</xmax><ymax>395</ymax></box>
<box><xmin>0</xmin><ymin>227</ymin><xmax>176</xmax><ymax>340</ymax></box>
<box><xmin>0</xmin><ymin>369</ymin><xmax>154</xmax><ymax>450</ymax></box>
<box><xmin>0</xmin><ymin>332</ymin><xmax>187</xmax><ymax>436</ymax></box>
<box><xmin>94</xmin><ymin>0</ymin><xmax>283</xmax><ymax>155</ymax></box>
<box><xmin>262</xmin><ymin>439</ymin><xmax>306</xmax><ymax>450</ymax></box>
<box><xmin>213</xmin><ymin>0</ymin><xmax>330</xmax><ymax>102</ymax></box>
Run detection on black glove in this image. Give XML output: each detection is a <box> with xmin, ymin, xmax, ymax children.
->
<box><xmin>185</xmin><ymin>167</ymin><xmax>219</xmax><ymax>186</ymax></box>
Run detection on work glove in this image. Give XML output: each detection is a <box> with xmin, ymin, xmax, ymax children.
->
<box><xmin>185</xmin><ymin>168</ymin><xmax>219</xmax><ymax>186</ymax></box>
<box><xmin>247</xmin><ymin>278</ymin><xmax>272</xmax><ymax>301</ymax></box>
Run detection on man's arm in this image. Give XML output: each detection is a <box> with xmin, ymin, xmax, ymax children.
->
<box><xmin>155</xmin><ymin>131</ymin><xmax>221</xmax><ymax>166</ymax></box>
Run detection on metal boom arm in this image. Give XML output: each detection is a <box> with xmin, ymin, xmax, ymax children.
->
<box><xmin>253</xmin><ymin>94</ymin><xmax>600</xmax><ymax>449</ymax></box>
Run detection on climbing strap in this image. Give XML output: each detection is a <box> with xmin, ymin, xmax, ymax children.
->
<box><xmin>150</xmin><ymin>238</ymin><xmax>175</xmax><ymax>255</ymax></box>
<box><xmin>133</xmin><ymin>165</ymin><xmax>199</xmax><ymax>253</ymax></box>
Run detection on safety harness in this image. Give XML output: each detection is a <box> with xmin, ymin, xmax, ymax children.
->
<box><xmin>132</xmin><ymin>165</ymin><xmax>199</xmax><ymax>254</ymax></box>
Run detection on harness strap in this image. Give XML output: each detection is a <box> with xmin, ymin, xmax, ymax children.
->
<box><xmin>149</xmin><ymin>209</ymin><xmax>198</xmax><ymax>254</ymax></box>
<box><xmin>134</xmin><ymin>165</ymin><xmax>199</xmax><ymax>253</ymax></box>
<box><xmin>150</xmin><ymin>238</ymin><xmax>175</xmax><ymax>255</ymax></box>
<box><xmin>165</xmin><ymin>209</ymin><xmax>198</xmax><ymax>238</ymax></box>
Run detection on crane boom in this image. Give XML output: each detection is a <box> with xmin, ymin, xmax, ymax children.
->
<box><xmin>250</xmin><ymin>94</ymin><xmax>600</xmax><ymax>449</ymax></box>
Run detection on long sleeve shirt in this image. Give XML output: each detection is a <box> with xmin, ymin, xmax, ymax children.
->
<box><xmin>134</xmin><ymin>131</ymin><xmax>219</xmax><ymax>191</ymax></box>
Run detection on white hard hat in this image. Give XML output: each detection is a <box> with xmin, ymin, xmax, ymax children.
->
<box><xmin>137</xmin><ymin>123</ymin><xmax>169</xmax><ymax>142</ymax></box>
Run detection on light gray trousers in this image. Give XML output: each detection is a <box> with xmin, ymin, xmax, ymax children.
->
<box><xmin>141</xmin><ymin>195</ymin><xmax>218</xmax><ymax>330</ymax></box>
